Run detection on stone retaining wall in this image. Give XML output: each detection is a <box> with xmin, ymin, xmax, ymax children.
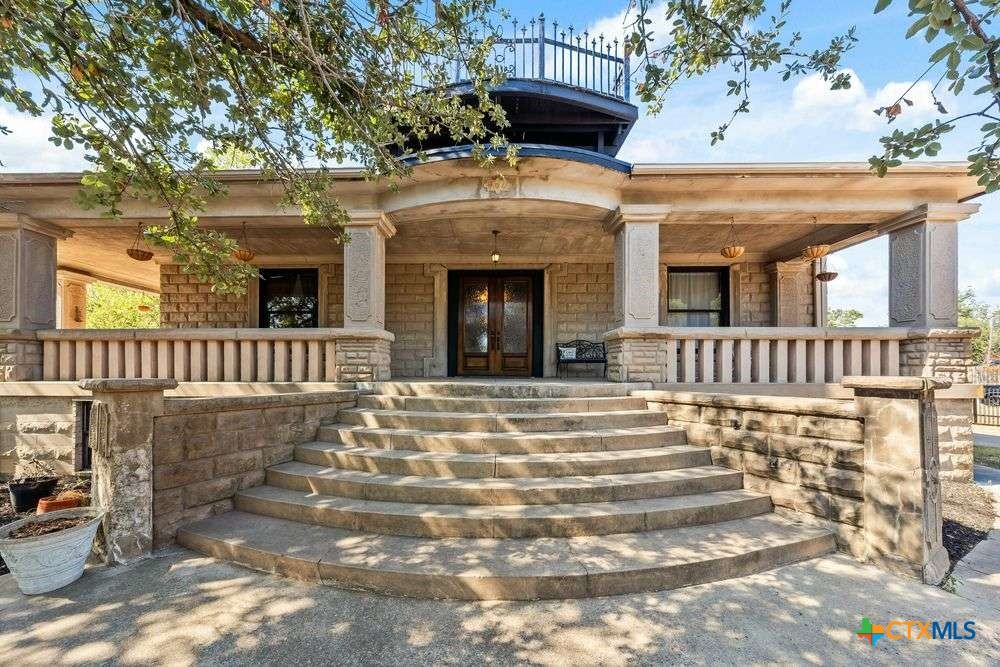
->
<box><xmin>0</xmin><ymin>393</ymin><xmax>79</xmax><ymax>478</ymax></box>
<box><xmin>637</xmin><ymin>390</ymin><xmax>866</xmax><ymax>556</ymax></box>
<box><xmin>151</xmin><ymin>389</ymin><xmax>358</xmax><ymax>545</ymax></box>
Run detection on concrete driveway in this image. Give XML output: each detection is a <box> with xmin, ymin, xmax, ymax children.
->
<box><xmin>1</xmin><ymin>549</ymin><xmax>997</xmax><ymax>666</ymax></box>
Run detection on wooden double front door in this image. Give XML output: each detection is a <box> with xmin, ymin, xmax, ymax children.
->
<box><xmin>456</xmin><ymin>273</ymin><xmax>534</xmax><ymax>376</ymax></box>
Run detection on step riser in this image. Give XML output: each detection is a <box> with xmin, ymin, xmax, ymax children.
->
<box><xmin>234</xmin><ymin>492</ymin><xmax>772</xmax><ymax>538</ymax></box>
<box><xmin>318</xmin><ymin>427</ymin><xmax>686</xmax><ymax>454</ymax></box>
<box><xmin>338</xmin><ymin>411</ymin><xmax>670</xmax><ymax>432</ymax></box>
<box><xmin>265</xmin><ymin>467</ymin><xmax>744</xmax><ymax>506</ymax></box>
<box><xmin>357</xmin><ymin>395</ymin><xmax>648</xmax><ymax>413</ymax></box>
<box><xmin>294</xmin><ymin>445</ymin><xmax>714</xmax><ymax>478</ymax></box>
<box><xmin>176</xmin><ymin>513</ymin><xmax>836</xmax><ymax>602</ymax></box>
<box><xmin>318</xmin><ymin>533</ymin><xmax>835</xmax><ymax>600</ymax></box>
<box><xmin>359</xmin><ymin>382</ymin><xmax>648</xmax><ymax>399</ymax></box>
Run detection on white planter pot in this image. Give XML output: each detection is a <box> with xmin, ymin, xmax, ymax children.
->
<box><xmin>0</xmin><ymin>507</ymin><xmax>104</xmax><ymax>595</ymax></box>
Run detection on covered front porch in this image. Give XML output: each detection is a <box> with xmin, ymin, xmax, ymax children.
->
<box><xmin>0</xmin><ymin>157</ymin><xmax>984</xmax><ymax>386</ymax></box>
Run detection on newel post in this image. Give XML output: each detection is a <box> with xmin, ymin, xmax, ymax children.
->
<box><xmin>843</xmin><ymin>376</ymin><xmax>950</xmax><ymax>584</ymax></box>
<box><xmin>80</xmin><ymin>378</ymin><xmax>177</xmax><ymax>565</ymax></box>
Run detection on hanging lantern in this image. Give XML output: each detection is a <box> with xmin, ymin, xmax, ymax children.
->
<box><xmin>816</xmin><ymin>271</ymin><xmax>839</xmax><ymax>283</ymax></box>
<box><xmin>720</xmin><ymin>217</ymin><xmax>745</xmax><ymax>259</ymax></box>
<box><xmin>126</xmin><ymin>224</ymin><xmax>153</xmax><ymax>262</ymax></box>
<box><xmin>490</xmin><ymin>230</ymin><xmax>501</xmax><ymax>264</ymax></box>
<box><xmin>232</xmin><ymin>221</ymin><xmax>256</xmax><ymax>263</ymax></box>
<box><xmin>802</xmin><ymin>216</ymin><xmax>830</xmax><ymax>260</ymax></box>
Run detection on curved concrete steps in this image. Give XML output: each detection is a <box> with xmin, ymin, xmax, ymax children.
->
<box><xmin>294</xmin><ymin>441</ymin><xmax>714</xmax><ymax>478</ymax></box>
<box><xmin>234</xmin><ymin>484</ymin><xmax>772</xmax><ymax>538</ymax></box>
<box><xmin>178</xmin><ymin>511</ymin><xmax>835</xmax><ymax>600</ymax></box>
<box><xmin>265</xmin><ymin>461</ymin><xmax>744</xmax><ymax>505</ymax></box>
<box><xmin>338</xmin><ymin>408</ymin><xmax>670</xmax><ymax>432</ymax></box>
<box><xmin>318</xmin><ymin>424</ymin><xmax>687</xmax><ymax>454</ymax></box>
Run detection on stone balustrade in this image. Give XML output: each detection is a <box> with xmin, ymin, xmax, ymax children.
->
<box><xmin>605</xmin><ymin>326</ymin><xmax>976</xmax><ymax>385</ymax></box>
<box><xmin>28</xmin><ymin>328</ymin><xmax>393</xmax><ymax>383</ymax></box>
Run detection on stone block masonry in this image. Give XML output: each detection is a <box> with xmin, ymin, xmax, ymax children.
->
<box><xmin>385</xmin><ymin>263</ymin><xmax>434</xmax><ymax>377</ymax></box>
<box><xmin>0</xmin><ymin>392</ymin><xmax>78</xmax><ymax>478</ymax></box>
<box><xmin>639</xmin><ymin>376</ymin><xmax>954</xmax><ymax>584</ymax></box>
<box><xmin>152</xmin><ymin>389</ymin><xmax>358</xmax><ymax>546</ymax></box>
<box><xmin>159</xmin><ymin>264</ymin><xmax>248</xmax><ymax>328</ymax></box>
<box><xmin>638</xmin><ymin>389</ymin><xmax>866</xmax><ymax>557</ymax></box>
<box><xmin>0</xmin><ymin>335</ymin><xmax>43</xmax><ymax>381</ymax></box>
<box><xmin>554</xmin><ymin>263</ymin><xmax>614</xmax><ymax>378</ymax></box>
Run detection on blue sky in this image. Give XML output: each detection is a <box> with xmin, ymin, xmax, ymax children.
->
<box><xmin>1</xmin><ymin>1</ymin><xmax>997</xmax><ymax>323</ymax></box>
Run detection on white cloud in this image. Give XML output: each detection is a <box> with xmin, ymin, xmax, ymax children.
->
<box><xmin>826</xmin><ymin>239</ymin><xmax>889</xmax><ymax>326</ymax></box>
<box><xmin>0</xmin><ymin>105</ymin><xmax>87</xmax><ymax>172</ymax></box>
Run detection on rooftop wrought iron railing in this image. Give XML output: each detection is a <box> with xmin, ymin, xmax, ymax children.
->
<box><xmin>411</xmin><ymin>14</ymin><xmax>630</xmax><ymax>102</ymax></box>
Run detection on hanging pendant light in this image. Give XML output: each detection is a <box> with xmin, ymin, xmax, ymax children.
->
<box><xmin>232</xmin><ymin>221</ymin><xmax>256</xmax><ymax>263</ymax></box>
<box><xmin>490</xmin><ymin>230</ymin><xmax>501</xmax><ymax>265</ymax></box>
<box><xmin>816</xmin><ymin>271</ymin><xmax>839</xmax><ymax>282</ymax></box>
<box><xmin>720</xmin><ymin>217</ymin><xmax>745</xmax><ymax>259</ymax></box>
<box><xmin>802</xmin><ymin>216</ymin><xmax>831</xmax><ymax>260</ymax></box>
<box><xmin>126</xmin><ymin>224</ymin><xmax>153</xmax><ymax>262</ymax></box>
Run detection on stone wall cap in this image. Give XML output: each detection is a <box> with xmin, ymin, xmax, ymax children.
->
<box><xmin>904</xmin><ymin>328</ymin><xmax>980</xmax><ymax>339</ymax></box>
<box><xmin>841</xmin><ymin>376</ymin><xmax>951</xmax><ymax>391</ymax></box>
<box><xmin>80</xmin><ymin>378</ymin><xmax>179</xmax><ymax>392</ymax></box>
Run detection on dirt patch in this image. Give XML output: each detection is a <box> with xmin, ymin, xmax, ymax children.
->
<box><xmin>0</xmin><ymin>477</ymin><xmax>91</xmax><ymax>575</ymax></box>
<box><xmin>942</xmin><ymin>481</ymin><xmax>997</xmax><ymax>566</ymax></box>
<box><xmin>8</xmin><ymin>516</ymin><xmax>92</xmax><ymax>539</ymax></box>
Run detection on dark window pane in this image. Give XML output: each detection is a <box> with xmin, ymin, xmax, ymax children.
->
<box><xmin>259</xmin><ymin>269</ymin><xmax>319</xmax><ymax>328</ymax></box>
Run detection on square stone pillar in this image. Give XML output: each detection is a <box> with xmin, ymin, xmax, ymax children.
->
<box><xmin>767</xmin><ymin>260</ymin><xmax>815</xmax><ymax>326</ymax></box>
<box><xmin>888</xmin><ymin>203</ymin><xmax>979</xmax><ymax>328</ymax></box>
<box><xmin>605</xmin><ymin>205</ymin><xmax>667</xmax><ymax>328</ymax></box>
<box><xmin>843</xmin><ymin>376</ymin><xmax>951</xmax><ymax>584</ymax></box>
<box><xmin>57</xmin><ymin>270</ymin><xmax>93</xmax><ymax>329</ymax></box>
<box><xmin>343</xmin><ymin>211</ymin><xmax>396</xmax><ymax>330</ymax></box>
<box><xmin>0</xmin><ymin>214</ymin><xmax>71</xmax><ymax>381</ymax></box>
<box><xmin>80</xmin><ymin>378</ymin><xmax>177</xmax><ymax>565</ymax></box>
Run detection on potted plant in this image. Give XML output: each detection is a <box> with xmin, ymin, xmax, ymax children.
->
<box><xmin>0</xmin><ymin>506</ymin><xmax>104</xmax><ymax>594</ymax></box>
<box><xmin>7</xmin><ymin>460</ymin><xmax>58</xmax><ymax>513</ymax></box>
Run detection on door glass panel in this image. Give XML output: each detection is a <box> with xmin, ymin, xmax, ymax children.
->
<box><xmin>462</xmin><ymin>279</ymin><xmax>490</xmax><ymax>354</ymax></box>
<box><xmin>501</xmin><ymin>280</ymin><xmax>528</xmax><ymax>354</ymax></box>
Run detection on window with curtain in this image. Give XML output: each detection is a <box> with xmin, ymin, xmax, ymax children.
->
<box><xmin>258</xmin><ymin>268</ymin><xmax>319</xmax><ymax>328</ymax></box>
<box><xmin>666</xmin><ymin>268</ymin><xmax>729</xmax><ymax>326</ymax></box>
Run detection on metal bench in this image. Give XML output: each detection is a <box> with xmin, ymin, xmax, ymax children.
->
<box><xmin>555</xmin><ymin>340</ymin><xmax>607</xmax><ymax>378</ymax></box>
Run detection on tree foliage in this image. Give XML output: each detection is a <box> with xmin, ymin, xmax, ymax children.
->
<box><xmin>86</xmin><ymin>282</ymin><xmax>160</xmax><ymax>328</ymax></box>
<box><xmin>0</xmin><ymin>0</ymin><xmax>510</xmax><ymax>292</ymax></box>
<box><xmin>629</xmin><ymin>0</ymin><xmax>1000</xmax><ymax>190</ymax></box>
<box><xmin>959</xmin><ymin>287</ymin><xmax>1000</xmax><ymax>363</ymax></box>
<box><xmin>827</xmin><ymin>308</ymin><xmax>864</xmax><ymax>327</ymax></box>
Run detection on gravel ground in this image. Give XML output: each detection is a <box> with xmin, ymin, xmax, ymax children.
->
<box><xmin>942</xmin><ymin>481</ymin><xmax>998</xmax><ymax>567</ymax></box>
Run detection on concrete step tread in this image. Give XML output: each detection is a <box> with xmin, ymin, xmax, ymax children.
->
<box><xmin>237</xmin><ymin>484</ymin><xmax>766</xmax><ymax>520</ymax></box>
<box><xmin>269</xmin><ymin>460</ymin><xmax>740</xmax><ymax>491</ymax></box>
<box><xmin>298</xmin><ymin>440</ymin><xmax>708</xmax><ymax>466</ymax></box>
<box><xmin>357</xmin><ymin>395</ymin><xmax>647</xmax><ymax>413</ymax></box>
<box><xmin>359</xmin><ymin>381</ymin><xmax>650</xmax><ymax>398</ymax></box>
<box><xmin>341</xmin><ymin>407</ymin><xmax>663</xmax><ymax>420</ymax></box>
<box><xmin>177</xmin><ymin>511</ymin><xmax>834</xmax><ymax>600</ymax></box>
<box><xmin>295</xmin><ymin>441</ymin><xmax>713</xmax><ymax>478</ymax></box>
<box><xmin>322</xmin><ymin>424</ymin><xmax>684</xmax><ymax>439</ymax></box>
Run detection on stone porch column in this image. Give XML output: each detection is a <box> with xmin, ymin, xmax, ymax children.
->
<box><xmin>605</xmin><ymin>205</ymin><xmax>666</xmax><ymax>328</ymax></box>
<box><xmin>80</xmin><ymin>378</ymin><xmax>177</xmax><ymax>565</ymax></box>
<box><xmin>0</xmin><ymin>214</ymin><xmax>71</xmax><ymax>381</ymax></box>
<box><xmin>888</xmin><ymin>203</ymin><xmax>978</xmax><ymax>329</ymax></box>
<box><xmin>767</xmin><ymin>260</ymin><xmax>815</xmax><ymax>326</ymax></box>
<box><xmin>603</xmin><ymin>206</ymin><xmax>668</xmax><ymax>382</ymax></box>
<box><xmin>57</xmin><ymin>270</ymin><xmax>93</xmax><ymax>329</ymax></box>
<box><xmin>343</xmin><ymin>211</ymin><xmax>396</xmax><ymax>330</ymax></box>
<box><xmin>341</xmin><ymin>211</ymin><xmax>396</xmax><ymax>380</ymax></box>
<box><xmin>843</xmin><ymin>376</ymin><xmax>951</xmax><ymax>584</ymax></box>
